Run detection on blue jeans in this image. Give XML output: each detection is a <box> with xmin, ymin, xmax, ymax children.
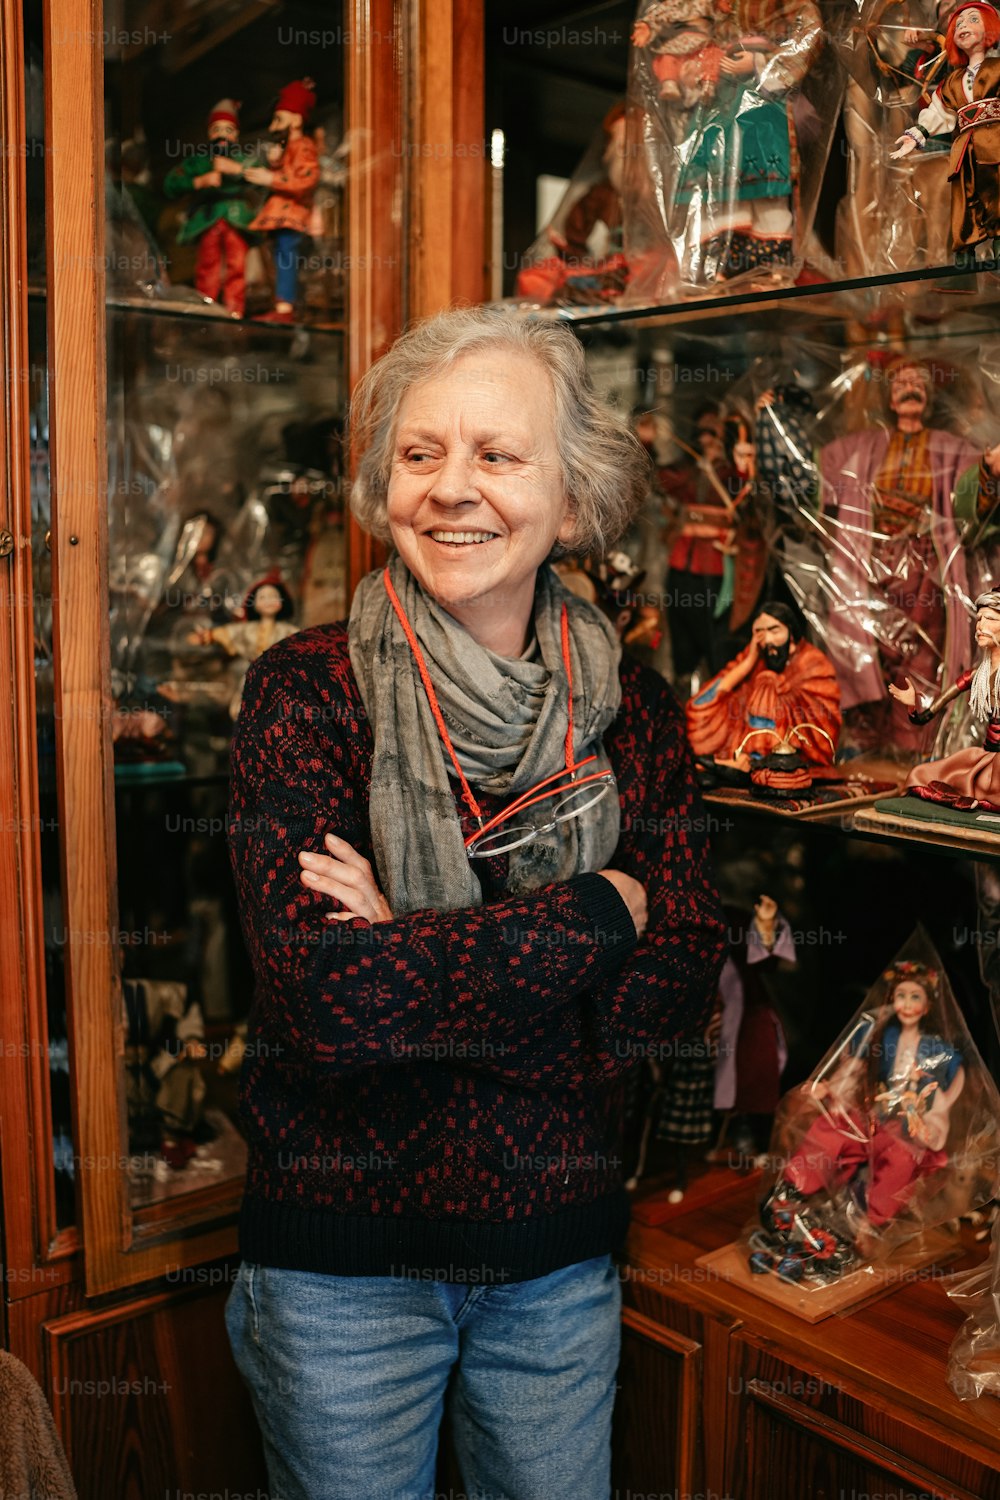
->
<box><xmin>225</xmin><ymin>1255</ymin><xmax>621</xmax><ymax>1500</ymax></box>
<box><xmin>273</xmin><ymin>229</ymin><xmax>302</xmax><ymax>305</ymax></box>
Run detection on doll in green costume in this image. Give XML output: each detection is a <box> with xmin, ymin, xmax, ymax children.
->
<box><xmin>164</xmin><ymin>98</ymin><xmax>257</xmax><ymax>318</ymax></box>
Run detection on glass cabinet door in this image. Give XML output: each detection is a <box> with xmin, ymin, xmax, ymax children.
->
<box><xmin>41</xmin><ymin>0</ymin><xmax>403</xmax><ymax>1293</ymax></box>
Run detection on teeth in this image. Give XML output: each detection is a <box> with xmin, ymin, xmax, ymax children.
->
<box><xmin>429</xmin><ymin>531</ymin><xmax>496</xmax><ymax>544</ymax></box>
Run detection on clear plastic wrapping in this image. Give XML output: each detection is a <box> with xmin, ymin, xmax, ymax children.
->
<box><xmin>753</xmin><ymin>336</ymin><xmax>999</xmax><ymax>758</ymax></box>
<box><xmin>744</xmin><ymin>931</ymin><xmax>1000</xmax><ymax>1293</ymax></box>
<box><xmin>513</xmin><ymin>105</ymin><xmax>630</xmax><ymax>308</ymax></box>
<box><xmin>836</xmin><ymin>0</ymin><xmax>955</xmax><ymax>277</ymax></box>
<box><xmin>945</xmin><ymin>1212</ymin><xmax>1000</xmax><ymax>1400</ymax></box>
<box><xmin>623</xmin><ymin>0</ymin><xmax>847</xmax><ymax>299</ymax></box>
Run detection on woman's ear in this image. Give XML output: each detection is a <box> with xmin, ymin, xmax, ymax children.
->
<box><xmin>556</xmin><ymin>499</ymin><xmax>579</xmax><ymax>548</ymax></box>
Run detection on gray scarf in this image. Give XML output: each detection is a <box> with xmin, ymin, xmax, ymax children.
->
<box><xmin>348</xmin><ymin>556</ymin><xmax>623</xmax><ymax>915</ymax></box>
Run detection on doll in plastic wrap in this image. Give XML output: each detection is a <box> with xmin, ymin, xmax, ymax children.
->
<box><xmin>628</xmin><ymin>0</ymin><xmax>824</xmax><ymax>287</ymax></box>
<box><xmin>514</xmin><ymin>103</ymin><xmax>629</xmax><ymax>306</ymax></box>
<box><xmin>891</xmin><ymin>2</ymin><xmax>1000</xmax><ymax>264</ymax></box>
<box><xmin>686</xmin><ymin>601</ymin><xmax>842</xmax><ymax>772</ymax></box>
<box><xmin>659</xmin><ymin>404</ymin><xmax>767</xmax><ymax>680</ymax></box>
<box><xmin>190</xmin><ymin>574</ymin><xmax>298</xmax><ymax>717</ymax></box>
<box><xmin>750</xmin><ymin>948</ymin><xmax>1000</xmax><ymax>1287</ymax></box>
<box><xmin>759</xmin><ymin>359</ymin><xmax>978</xmax><ymax>752</ymax></box>
<box><xmin>163</xmin><ymin>99</ymin><xmax>257</xmax><ymax>318</ymax></box>
<box><xmin>890</xmin><ymin>589</ymin><xmax>1000</xmax><ymax>808</ymax></box>
<box><xmin>224</xmin><ymin>79</ymin><xmax>320</xmax><ymax>323</ymax></box>
<box><xmin>838</xmin><ymin>0</ymin><xmax>958</xmax><ymax>276</ymax></box>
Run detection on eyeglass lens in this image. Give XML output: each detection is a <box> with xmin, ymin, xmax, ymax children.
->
<box><xmin>468</xmin><ymin>780</ymin><xmax>611</xmax><ymax>858</ymax></box>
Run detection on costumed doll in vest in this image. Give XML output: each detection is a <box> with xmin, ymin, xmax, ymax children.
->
<box><xmin>163</xmin><ymin>99</ymin><xmax>257</xmax><ymax>318</ymax></box>
<box><xmin>750</xmin><ymin>950</ymin><xmax>1000</xmax><ymax>1286</ymax></box>
<box><xmin>235</xmin><ymin>78</ymin><xmax>320</xmax><ymax>323</ymax></box>
<box><xmin>892</xmin><ymin>2</ymin><xmax>1000</xmax><ymax>266</ymax></box>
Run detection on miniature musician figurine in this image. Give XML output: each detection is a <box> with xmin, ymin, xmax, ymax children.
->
<box><xmin>163</xmin><ymin>99</ymin><xmax>256</xmax><ymax>318</ymax></box>
<box><xmin>891</xmin><ymin>2</ymin><xmax>1000</xmax><ymax>264</ymax></box>
<box><xmin>890</xmin><ymin>589</ymin><xmax>1000</xmax><ymax>809</ymax></box>
<box><xmin>215</xmin><ymin>78</ymin><xmax>320</xmax><ymax>323</ymax></box>
<box><xmin>775</xmin><ymin>961</ymin><xmax>965</xmax><ymax>1229</ymax></box>
<box><xmin>189</xmin><ymin>576</ymin><xmax>298</xmax><ymax>717</ymax></box>
<box><xmin>685</xmin><ymin>602</ymin><xmax>842</xmax><ymax>770</ymax></box>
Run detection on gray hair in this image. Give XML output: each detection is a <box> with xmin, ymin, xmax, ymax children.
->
<box><xmin>348</xmin><ymin>306</ymin><xmax>651</xmax><ymax>556</ymax></box>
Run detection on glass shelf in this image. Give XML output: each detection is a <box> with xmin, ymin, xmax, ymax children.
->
<box><xmin>28</xmin><ymin>284</ymin><xmax>345</xmax><ymax>335</ymax></box>
<box><xmin>533</xmin><ymin>260</ymin><xmax>1000</xmax><ymax>334</ymax></box>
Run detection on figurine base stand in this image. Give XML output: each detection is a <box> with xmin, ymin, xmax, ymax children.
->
<box><xmin>703</xmin><ymin>773</ymin><xmax>899</xmax><ymax>820</ymax></box>
<box><xmin>696</xmin><ymin>1227</ymin><xmax>958</xmax><ymax>1324</ymax></box>
<box><xmin>854</xmin><ymin>797</ymin><xmax>1000</xmax><ymax>853</ymax></box>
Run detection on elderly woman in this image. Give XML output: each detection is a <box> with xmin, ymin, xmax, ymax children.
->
<box><xmin>224</xmin><ymin>307</ymin><xmax>726</xmax><ymax>1500</ymax></box>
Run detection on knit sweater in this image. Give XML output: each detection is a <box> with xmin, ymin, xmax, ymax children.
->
<box><xmin>228</xmin><ymin>622</ymin><xmax>726</xmax><ymax>1282</ymax></box>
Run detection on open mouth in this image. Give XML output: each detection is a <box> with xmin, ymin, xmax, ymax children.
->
<box><xmin>427</xmin><ymin>530</ymin><xmax>499</xmax><ymax>548</ymax></box>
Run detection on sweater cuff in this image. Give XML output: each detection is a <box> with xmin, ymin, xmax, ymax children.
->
<box><xmin>568</xmin><ymin>871</ymin><xmax>639</xmax><ymax>976</ymax></box>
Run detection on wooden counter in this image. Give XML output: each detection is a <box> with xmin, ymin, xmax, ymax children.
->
<box><xmin>612</xmin><ymin>1174</ymin><xmax>1000</xmax><ymax>1500</ymax></box>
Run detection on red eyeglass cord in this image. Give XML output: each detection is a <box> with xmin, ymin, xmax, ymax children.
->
<box><xmin>381</xmin><ymin>566</ymin><xmax>577</xmax><ymax>828</ymax></box>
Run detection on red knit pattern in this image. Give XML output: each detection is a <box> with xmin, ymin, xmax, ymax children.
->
<box><xmin>228</xmin><ymin>623</ymin><xmax>726</xmax><ymax>1264</ymax></box>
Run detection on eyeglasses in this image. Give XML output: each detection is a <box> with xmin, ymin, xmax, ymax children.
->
<box><xmin>465</xmin><ymin>755</ymin><xmax>615</xmax><ymax>858</ymax></box>
<box><xmin>382</xmin><ymin>566</ymin><xmax>614</xmax><ymax>863</ymax></box>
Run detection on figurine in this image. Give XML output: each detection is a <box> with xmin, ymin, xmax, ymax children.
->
<box><xmin>658</xmin><ymin>404</ymin><xmax>766</xmax><ymax>680</ymax></box>
<box><xmin>163</xmin><ymin>99</ymin><xmax>257</xmax><ymax>318</ymax></box>
<box><xmin>714</xmin><ymin>895</ymin><xmax>792</xmax><ymax>1160</ymax></box>
<box><xmin>514</xmin><ymin>102</ymin><xmax>629</xmax><ymax>305</ymax></box>
<box><xmin>890</xmin><ymin>589</ymin><xmax>1000</xmax><ymax>808</ymax></box>
<box><xmin>815</xmin><ymin>357</ymin><xmax>978</xmax><ymax>750</ymax></box>
<box><xmin>190</xmin><ymin>574</ymin><xmax>298</xmax><ymax>717</ymax></box>
<box><xmin>838</xmin><ymin>0</ymin><xmax>956</xmax><ymax>276</ymax></box>
<box><xmin>629</xmin><ymin>0</ymin><xmax>824</xmax><ymax>286</ymax></box>
<box><xmin>686</xmin><ymin>601</ymin><xmax>842</xmax><ymax>770</ymax></box>
<box><xmin>765</xmin><ymin>961</ymin><xmax>965</xmax><ymax>1243</ymax></box>
<box><xmin>891</xmin><ymin>2</ymin><xmax>1000</xmax><ymax>265</ymax></box>
<box><xmin>225</xmin><ymin>79</ymin><xmax>320</xmax><ymax>323</ymax></box>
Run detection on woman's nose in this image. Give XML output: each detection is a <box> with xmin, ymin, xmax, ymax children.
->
<box><xmin>428</xmin><ymin>449</ymin><xmax>479</xmax><ymax>506</ymax></box>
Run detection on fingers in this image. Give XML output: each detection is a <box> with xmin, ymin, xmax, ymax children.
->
<box><xmin>298</xmin><ymin>842</ymin><xmax>392</xmax><ymax>923</ymax></box>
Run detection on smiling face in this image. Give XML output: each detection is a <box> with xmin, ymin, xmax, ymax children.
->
<box><xmin>954</xmin><ymin>5</ymin><xmax>987</xmax><ymax>52</ymax></box>
<box><xmin>892</xmin><ymin>980</ymin><xmax>931</xmax><ymax>1027</ymax></box>
<box><xmin>386</xmin><ymin>349</ymin><xmax>575</xmax><ymax>654</ymax></box>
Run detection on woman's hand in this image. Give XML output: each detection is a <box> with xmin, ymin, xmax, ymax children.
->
<box><xmin>890</xmin><ymin>134</ymin><xmax>917</xmax><ymax>160</ymax></box>
<box><xmin>299</xmin><ymin>834</ymin><xmax>392</xmax><ymax>923</ymax></box>
<box><xmin>597</xmin><ymin>870</ymin><xmax>648</xmax><ymax>938</ymax></box>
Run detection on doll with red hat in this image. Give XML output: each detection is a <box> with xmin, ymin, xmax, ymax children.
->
<box><xmin>892</xmin><ymin>3</ymin><xmax>1000</xmax><ymax>264</ymax></box>
<box><xmin>223</xmin><ymin>78</ymin><xmax>320</xmax><ymax>323</ymax></box>
<box><xmin>163</xmin><ymin>99</ymin><xmax>257</xmax><ymax>317</ymax></box>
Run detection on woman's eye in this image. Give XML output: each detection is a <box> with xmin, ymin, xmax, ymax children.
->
<box><xmin>482</xmin><ymin>451</ymin><xmax>511</xmax><ymax>464</ymax></box>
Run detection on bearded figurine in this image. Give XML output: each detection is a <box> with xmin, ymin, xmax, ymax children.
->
<box><xmin>890</xmin><ymin>590</ymin><xmax>1000</xmax><ymax>809</ymax></box>
<box><xmin>685</xmin><ymin>601</ymin><xmax>842</xmax><ymax>769</ymax></box>
<box><xmin>818</xmin><ymin>357</ymin><xmax>978</xmax><ymax>752</ymax></box>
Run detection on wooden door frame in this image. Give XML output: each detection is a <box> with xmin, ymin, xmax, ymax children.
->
<box><xmin>0</xmin><ymin>0</ymin><xmax>79</xmax><ymax>1299</ymax></box>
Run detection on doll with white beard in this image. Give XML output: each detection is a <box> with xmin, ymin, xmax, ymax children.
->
<box><xmin>890</xmin><ymin>591</ymin><xmax>1000</xmax><ymax>809</ymax></box>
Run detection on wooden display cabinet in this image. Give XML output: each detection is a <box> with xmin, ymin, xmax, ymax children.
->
<box><xmin>615</xmin><ymin>1178</ymin><xmax>1000</xmax><ymax>1500</ymax></box>
<box><xmin>0</xmin><ymin>0</ymin><xmax>482</xmax><ymax>1494</ymax></box>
